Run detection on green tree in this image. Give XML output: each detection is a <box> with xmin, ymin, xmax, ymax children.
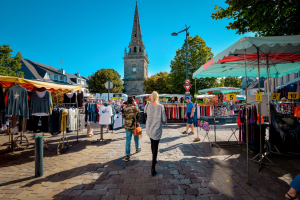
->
<box><xmin>216</xmin><ymin>76</ymin><xmax>242</xmax><ymax>88</ymax></box>
<box><xmin>169</xmin><ymin>35</ymin><xmax>214</xmax><ymax>95</ymax></box>
<box><xmin>143</xmin><ymin>72</ymin><xmax>171</xmax><ymax>94</ymax></box>
<box><xmin>211</xmin><ymin>0</ymin><xmax>300</xmax><ymax>37</ymax></box>
<box><xmin>224</xmin><ymin>76</ymin><xmax>242</xmax><ymax>88</ymax></box>
<box><xmin>87</xmin><ymin>69</ymin><xmax>124</xmax><ymax>94</ymax></box>
<box><xmin>0</xmin><ymin>44</ymin><xmax>24</xmax><ymax>78</ymax></box>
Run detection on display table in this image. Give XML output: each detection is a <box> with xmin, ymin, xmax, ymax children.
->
<box><xmin>200</xmin><ymin>115</ymin><xmax>238</xmax><ymax>125</ymax></box>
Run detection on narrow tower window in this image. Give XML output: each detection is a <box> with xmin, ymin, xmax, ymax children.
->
<box><xmin>139</xmin><ymin>47</ymin><xmax>142</xmax><ymax>52</ymax></box>
<box><xmin>134</xmin><ymin>47</ymin><xmax>137</xmax><ymax>52</ymax></box>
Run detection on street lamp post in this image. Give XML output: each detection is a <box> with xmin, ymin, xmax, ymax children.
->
<box><xmin>172</xmin><ymin>25</ymin><xmax>191</xmax><ymax>80</ymax></box>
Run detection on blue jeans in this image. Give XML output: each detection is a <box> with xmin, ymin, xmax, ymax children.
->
<box><xmin>125</xmin><ymin>130</ymin><xmax>139</xmax><ymax>156</ymax></box>
<box><xmin>291</xmin><ymin>174</ymin><xmax>300</xmax><ymax>191</ymax></box>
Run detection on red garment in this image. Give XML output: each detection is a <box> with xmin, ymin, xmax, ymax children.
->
<box><xmin>184</xmin><ymin>107</ymin><xmax>187</xmax><ymax>119</ymax></box>
<box><xmin>201</xmin><ymin>106</ymin><xmax>204</xmax><ymax>116</ymax></box>
<box><xmin>166</xmin><ymin>107</ymin><xmax>169</xmax><ymax>119</ymax></box>
<box><xmin>136</xmin><ymin>97</ymin><xmax>139</xmax><ymax>104</ymax></box>
<box><xmin>208</xmin><ymin>106</ymin><xmax>210</xmax><ymax>116</ymax></box>
<box><xmin>4</xmin><ymin>90</ymin><xmax>8</xmax><ymax>106</ymax></box>
<box><xmin>238</xmin><ymin>110</ymin><xmax>241</xmax><ymax>144</ymax></box>
<box><xmin>173</xmin><ymin>107</ymin><xmax>175</xmax><ymax>119</ymax></box>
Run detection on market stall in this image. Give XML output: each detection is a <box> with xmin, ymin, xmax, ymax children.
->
<box><xmin>0</xmin><ymin>75</ymin><xmax>82</xmax><ymax>155</ymax></box>
<box><xmin>193</xmin><ymin>35</ymin><xmax>300</xmax><ymax>184</ymax></box>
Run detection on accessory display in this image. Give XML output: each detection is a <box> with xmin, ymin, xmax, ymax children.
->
<box><xmin>134</xmin><ymin>107</ymin><xmax>142</xmax><ymax>138</ymax></box>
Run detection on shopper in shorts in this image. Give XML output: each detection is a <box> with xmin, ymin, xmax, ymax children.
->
<box><xmin>182</xmin><ymin>97</ymin><xmax>194</xmax><ymax>135</ymax></box>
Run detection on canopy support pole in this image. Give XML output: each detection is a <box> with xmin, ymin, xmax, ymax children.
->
<box><xmin>251</xmin><ymin>53</ymin><xmax>275</xmax><ymax>168</ymax></box>
<box><xmin>244</xmin><ymin>49</ymin><xmax>251</xmax><ymax>186</ymax></box>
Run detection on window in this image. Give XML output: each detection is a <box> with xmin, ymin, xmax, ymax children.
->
<box><xmin>281</xmin><ymin>77</ymin><xmax>284</xmax><ymax>85</ymax></box>
<box><xmin>295</xmin><ymin>72</ymin><xmax>298</xmax><ymax>79</ymax></box>
<box><xmin>134</xmin><ymin>47</ymin><xmax>136</xmax><ymax>52</ymax></box>
<box><xmin>54</xmin><ymin>74</ymin><xmax>58</xmax><ymax>80</ymax></box>
<box><xmin>286</xmin><ymin>74</ymin><xmax>290</xmax><ymax>82</ymax></box>
<box><xmin>59</xmin><ymin>75</ymin><xmax>63</xmax><ymax>81</ymax></box>
<box><xmin>139</xmin><ymin>47</ymin><xmax>142</xmax><ymax>52</ymax></box>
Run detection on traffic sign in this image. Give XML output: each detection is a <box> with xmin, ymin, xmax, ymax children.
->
<box><xmin>184</xmin><ymin>84</ymin><xmax>192</xmax><ymax>92</ymax></box>
<box><xmin>288</xmin><ymin>92</ymin><xmax>299</xmax><ymax>99</ymax></box>
<box><xmin>226</xmin><ymin>94</ymin><xmax>237</xmax><ymax>101</ymax></box>
<box><xmin>256</xmin><ymin>92</ymin><xmax>262</xmax><ymax>101</ymax></box>
<box><xmin>184</xmin><ymin>79</ymin><xmax>191</xmax><ymax>84</ymax></box>
<box><xmin>271</xmin><ymin>93</ymin><xmax>280</xmax><ymax>100</ymax></box>
<box><xmin>105</xmin><ymin>81</ymin><xmax>113</xmax><ymax>89</ymax></box>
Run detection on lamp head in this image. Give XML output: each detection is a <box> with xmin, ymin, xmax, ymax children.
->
<box><xmin>171</xmin><ymin>32</ymin><xmax>178</xmax><ymax>36</ymax></box>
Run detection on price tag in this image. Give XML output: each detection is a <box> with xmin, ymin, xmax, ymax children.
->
<box><xmin>226</xmin><ymin>94</ymin><xmax>237</xmax><ymax>101</ymax></box>
<box><xmin>271</xmin><ymin>93</ymin><xmax>280</xmax><ymax>100</ymax></box>
<box><xmin>288</xmin><ymin>92</ymin><xmax>299</xmax><ymax>99</ymax></box>
<box><xmin>256</xmin><ymin>92</ymin><xmax>262</xmax><ymax>101</ymax></box>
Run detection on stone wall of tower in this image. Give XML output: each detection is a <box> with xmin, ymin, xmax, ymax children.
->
<box><xmin>124</xmin><ymin>79</ymin><xmax>145</xmax><ymax>96</ymax></box>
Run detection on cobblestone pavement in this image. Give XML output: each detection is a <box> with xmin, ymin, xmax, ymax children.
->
<box><xmin>0</xmin><ymin>124</ymin><xmax>299</xmax><ymax>200</ymax></box>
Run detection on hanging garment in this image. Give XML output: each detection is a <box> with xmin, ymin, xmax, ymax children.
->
<box><xmin>197</xmin><ymin>106</ymin><xmax>200</xmax><ymax>119</ymax></box>
<box><xmin>67</xmin><ymin>108</ymin><xmax>80</xmax><ymax>131</ymax></box>
<box><xmin>177</xmin><ymin>106</ymin><xmax>180</xmax><ymax>119</ymax></box>
<box><xmin>280</xmin><ymin>86</ymin><xmax>286</xmax><ymax>98</ymax></box>
<box><xmin>0</xmin><ymin>86</ymin><xmax>5</xmax><ymax>112</ymax></box>
<box><xmin>31</xmin><ymin>90</ymin><xmax>52</xmax><ymax>116</ymax></box>
<box><xmin>241</xmin><ymin>108</ymin><xmax>245</xmax><ymax>143</ymax></box>
<box><xmin>77</xmin><ymin>92</ymin><xmax>84</xmax><ymax>108</ymax></box>
<box><xmin>296</xmin><ymin>81</ymin><xmax>300</xmax><ymax>94</ymax></box>
<box><xmin>98</xmin><ymin>105</ymin><xmax>113</xmax><ymax>125</ymax></box>
<box><xmin>64</xmin><ymin>93</ymin><xmax>77</xmax><ymax>106</ymax></box>
<box><xmin>238</xmin><ymin>110</ymin><xmax>241</xmax><ymax>144</ymax></box>
<box><xmin>285</xmin><ymin>83</ymin><xmax>297</xmax><ymax>97</ymax></box>
<box><xmin>6</xmin><ymin>85</ymin><xmax>29</xmax><ymax>119</ymax></box>
<box><xmin>109</xmin><ymin>104</ymin><xmax>116</xmax><ymax>130</ymax></box>
<box><xmin>60</xmin><ymin>109</ymin><xmax>68</xmax><ymax>131</ymax></box>
<box><xmin>249</xmin><ymin>107</ymin><xmax>254</xmax><ymax>144</ymax></box>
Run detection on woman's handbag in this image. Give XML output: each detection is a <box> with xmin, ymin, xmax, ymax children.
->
<box><xmin>134</xmin><ymin>108</ymin><xmax>142</xmax><ymax>138</ymax></box>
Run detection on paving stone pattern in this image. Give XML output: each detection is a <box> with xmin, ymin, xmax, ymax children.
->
<box><xmin>0</xmin><ymin>124</ymin><xmax>299</xmax><ymax>200</ymax></box>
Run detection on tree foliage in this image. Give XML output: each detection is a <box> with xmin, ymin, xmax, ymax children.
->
<box><xmin>218</xmin><ymin>76</ymin><xmax>242</xmax><ymax>88</ymax></box>
<box><xmin>211</xmin><ymin>0</ymin><xmax>300</xmax><ymax>37</ymax></box>
<box><xmin>0</xmin><ymin>44</ymin><xmax>24</xmax><ymax>78</ymax></box>
<box><xmin>169</xmin><ymin>35</ymin><xmax>214</xmax><ymax>95</ymax></box>
<box><xmin>143</xmin><ymin>72</ymin><xmax>171</xmax><ymax>94</ymax></box>
<box><xmin>87</xmin><ymin>69</ymin><xmax>124</xmax><ymax>94</ymax></box>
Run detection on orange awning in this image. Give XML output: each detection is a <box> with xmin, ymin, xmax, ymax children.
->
<box><xmin>0</xmin><ymin>75</ymin><xmax>82</xmax><ymax>91</ymax></box>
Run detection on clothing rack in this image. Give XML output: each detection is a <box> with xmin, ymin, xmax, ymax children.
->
<box><xmin>53</xmin><ymin>102</ymin><xmax>78</xmax><ymax>154</ymax></box>
<box><xmin>91</xmin><ymin>103</ymin><xmax>112</xmax><ymax>144</ymax></box>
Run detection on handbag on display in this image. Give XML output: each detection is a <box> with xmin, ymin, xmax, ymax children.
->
<box><xmin>134</xmin><ymin>107</ymin><xmax>142</xmax><ymax>138</ymax></box>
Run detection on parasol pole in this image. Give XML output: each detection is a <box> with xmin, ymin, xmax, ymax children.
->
<box><xmin>266</xmin><ymin>60</ymin><xmax>271</xmax><ymax>125</ymax></box>
<box><xmin>244</xmin><ymin>49</ymin><xmax>250</xmax><ymax>185</ymax></box>
<box><xmin>257</xmin><ymin>49</ymin><xmax>263</xmax><ymax>169</ymax></box>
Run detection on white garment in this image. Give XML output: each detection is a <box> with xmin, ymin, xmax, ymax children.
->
<box><xmin>66</xmin><ymin>93</ymin><xmax>74</xmax><ymax>98</ymax></box>
<box><xmin>80</xmin><ymin>114</ymin><xmax>85</xmax><ymax>130</ymax></box>
<box><xmin>98</xmin><ymin>105</ymin><xmax>113</xmax><ymax>125</ymax></box>
<box><xmin>67</xmin><ymin>108</ymin><xmax>80</xmax><ymax>131</ymax></box>
<box><xmin>113</xmin><ymin>114</ymin><xmax>123</xmax><ymax>129</ymax></box>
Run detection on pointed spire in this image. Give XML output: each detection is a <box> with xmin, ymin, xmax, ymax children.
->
<box><xmin>130</xmin><ymin>2</ymin><xmax>143</xmax><ymax>46</ymax></box>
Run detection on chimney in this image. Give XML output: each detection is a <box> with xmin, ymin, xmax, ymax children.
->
<box><xmin>59</xmin><ymin>68</ymin><xmax>65</xmax><ymax>75</ymax></box>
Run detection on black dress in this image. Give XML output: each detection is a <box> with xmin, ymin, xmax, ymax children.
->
<box><xmin>64</xmin><ymin>93</ymin><xmax>77</xmax><ymax>107</ymax></box>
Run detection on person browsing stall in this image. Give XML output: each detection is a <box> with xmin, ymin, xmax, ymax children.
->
<box><xmin>285</xmin><ymin>174</ymin><xmax>300</xmax><ymax>200</ymax></box>
<box><xmin>123</xmin><ymin>97</ymin><xmax>141</xmax><ymax>162</ymax></box>
<box><xmin>182</xmin><ymin>96</ymin><xmax>194</xmax><ymax>135</ymax></box>
<box><xmin>144</xmin><ymin>91</ymin><xmax>167</xmax><ymax>176</ymax></box>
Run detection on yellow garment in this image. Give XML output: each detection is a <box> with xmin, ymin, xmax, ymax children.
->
<box><xmin>60</xmin><ymin>109</ymin><xmax>68</xmax><ymax>131</ymax></box>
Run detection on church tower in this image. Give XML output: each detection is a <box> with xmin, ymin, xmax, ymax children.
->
<box><xmin>123</xmin><ymin>2</ymin><xmax>149</xmax><ymax>96</ymax></box>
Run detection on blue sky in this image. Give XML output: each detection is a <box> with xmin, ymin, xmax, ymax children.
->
<box><xmin>0</xmin><ymin>0</ymin><xmax>254</xmax><ymax>78</ymax></box>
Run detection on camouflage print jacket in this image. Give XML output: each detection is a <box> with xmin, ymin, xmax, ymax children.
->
<box><xmin>123</xmin><ymin>104</ymin><xmax>140</xmax><ymax>131</ymax></box>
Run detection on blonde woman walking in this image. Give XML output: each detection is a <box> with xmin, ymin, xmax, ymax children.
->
<box><xmin>144</xmin><ymin>91</ymin><xmax>167</xmax><ymax>176</ymax></box>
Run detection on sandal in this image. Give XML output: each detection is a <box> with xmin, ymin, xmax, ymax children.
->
<box><xmin>285</xmin><ymin>193</ymin><xmax>298</xmax><ymax>200</ymax></box>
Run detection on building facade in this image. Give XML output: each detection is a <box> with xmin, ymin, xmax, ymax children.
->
<box><xmin>264</xmin><ymin>71</ymin><xmax>300</xmax><ymax>93</ymax></box>
<box><xmin>65</xmin><ymin>72</ymin><xmax>91</xmax><ymax>97</ymax></box>
<box><xmin>123</xmin><ymin>3</ymin><xmax>149</xmax><ymax>96</ymax></box>
<box><xmin>18</xmin><ymin>58</ymin><xmax>68</xmax><ymax>84</ymax></box>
